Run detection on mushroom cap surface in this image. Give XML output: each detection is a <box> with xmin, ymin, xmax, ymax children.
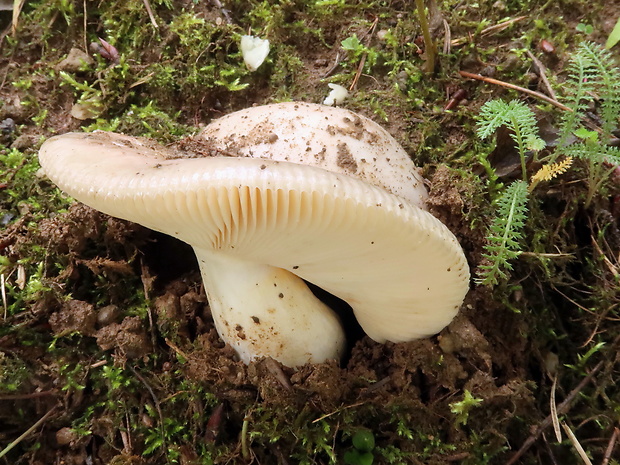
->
<box><xmin>199</xmin><ymin>101</ymin><xmax>428</xmax><ymax>208</ymax></box>
<box><xmin>39</xmin><ymin>130</ymin><xmax>469</xmax><ymax>343</ymax></box>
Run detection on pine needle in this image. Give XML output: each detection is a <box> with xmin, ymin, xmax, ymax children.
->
<box><xmin>562</xmin><ymin>422</ymin><xmax>594</xmax><ymax>465</ymax></box>
<box><xmin>550</xmin><ymin>375</ymin><xmax>562</xmax><ymax>442</ymax></box>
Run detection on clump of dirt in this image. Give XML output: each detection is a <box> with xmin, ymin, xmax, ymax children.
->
<box><xmin>49</xmin><ymin>300</ymin><xmax>98</xmax><ymax>337</ymax></box>
<box><xmin>95</xmin><ymin>316</ymin><xmax>152</xmax><ymax>359</ymax></box>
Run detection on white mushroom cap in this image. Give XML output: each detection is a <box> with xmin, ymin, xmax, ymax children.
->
<box><xmin>38</xmin><ymin>106</ymin><xmax>469</xmax><ymax>367</ymax></box>
<box><xmin>199</xmin><ymin>102</ymin><xmax>428</xmax><ymax>208</ymax></box>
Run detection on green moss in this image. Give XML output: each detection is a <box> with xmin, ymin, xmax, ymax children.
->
<box><xmin>0</xmin><ymin>352</ymin><xmax>30</xmax><ymax>393</ymax></box>
<box><xmin>2</xmin><ymin>0</ymin><xmax>619</xmax><ymax>463</ymax></box>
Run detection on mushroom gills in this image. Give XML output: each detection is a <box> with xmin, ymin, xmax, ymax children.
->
<box><xmin>38</xmin><ymin>119</ymin><xmax>470</xmax><ymax>367</ymax></box>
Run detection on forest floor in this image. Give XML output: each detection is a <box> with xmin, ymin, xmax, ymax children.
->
<box><xmin>0</xmin><ymin>1</ymin><xmax>619</xmax><ymax>464</ymax></box>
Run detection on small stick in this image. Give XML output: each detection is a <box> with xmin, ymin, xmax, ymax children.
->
<box><xmin>142</xmin><ymin>0</ymin><xmax>158</xmax><ymax>28</ymax></box>
<box><xmin>1</xmin><ymin>273</ymin><xmax>7</xmax><ymax>319</ymax></box>
<box><xmin>505</xmin><ymin>361</ymin><xmax>603</xmax><ymax>465</ymax></box>
<box><xmin>451</xmin><ymin>16</ymin><xmax>527</xmax><ymax>47</ymax></box>
<box><xmin>120</xmin><ymin>414</ymin><xmax>131</xmax><ymax>453</ymax></box>
<box><xmin>312</xmin><ymin>401</ymin><xmax>366</xmax><ymax>423</ymax></box>
<box><xmin>542</xmin><ymin>433</ymin><xmax>560</xmax><ymax>465</ymax></box>
<box><xmin>602</xmin><ymin>427</ymin><xmax>619</xmax><ymax>465</ymax></box>
<box><xmin>165</xmin><ymin>338</ymin><xmax>190</xmax><ymax>360</ymax></box>
<box><xmin>350</xmin><ymin>16</ymin><xmax>379</xmax><ymax>90</ymax></box>
<box><xmin>323</xmin><ymin>52</ymin><xmax>341</xmax><ymax>78</ymax></box>
<box><xmin>11</xmin><ymin>0</ymin><xmax>26</xmax><ymax>36</ymax></box>
<box><xmin>526</xmin><ymin>50</ymin><xmax>557</xmax><ymax>101</ymax></box>
<box><xmin>591</xmin><ymin>236</ymin><xmax>619</xmax><ymax>278</ymax></box>
<box><xmin>459</xmin><ymin>71</ymin><xmax>572</xmax><ymax>112</ymax></box>
<box><xmin>0</xmin><ymin>390</ymin><xmax>56</xmax><ymax>400</ymax></box>
<box><xmin>0</xmin><ymin>406</ymin><xmax>57</xmax><ymax>459</ymax></box>
<box><xmin>519</xmin><ymin>252</ymin><xmax>573</xmax><ymax>259</ymax></box>
<box><xmin>561</xmin><ymin>422</ymin><xmax>593</xmax><ymax>465</ymax></box>
<box><xmin>443</xmin><ymin>19</ymin><xmax>451</xmax><ymax>55</ymax></box>
<box><xmin>550</xmin><ymin>374</ymin><xmax>561</xmax><ymax>442</ymax></box>
<box><xmin>83</xmin><ymin>0</ymin><xmax>87</xmax><ymax>53</ymax></box>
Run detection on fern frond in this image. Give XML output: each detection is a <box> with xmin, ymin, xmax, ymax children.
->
<box><xmin>557</xmin><ymin>42</ymin><xmax>620</xmax><ymax>152</ymax></box>
<box><xmin>563</xmin><ymin>49</ymin><xmax>597</xmax><ymax>112</ymax></box>
<box><xmin>531</xmin><ymin>157</ymin><xmax>574</xmax><ymax>184</ymax></box>
<box><xmin>477</xmin><ymin>100</ymin><xmax>513</xmax><ymax>140</ymax></box>
<box><xmin>476</xmin><ymin>180</ymin><xmax>529</xmax><ymax>286</ymax></box>
<box><xmin>477</xmin><ymin>100</ymin><xmax>545</xmax><ymax>180</ymax></box>
<box><xmin>556</xmin><ymin>47</ymin><xmax>598</xmax><ymax>150</ymax></box>
<box><xmin>561</xmin><ymin>144</ymin><xmax>620</xmax><ymax>166</ymax></box>
<box><xmin>477</xmin><ymin>100</ymin><xmax>540</xmax><ymax>142</ymax></box>
<box><xmin>575</xmin><ymin>42</ymin><xmax>620</xmax><ymax>139</ymax></box>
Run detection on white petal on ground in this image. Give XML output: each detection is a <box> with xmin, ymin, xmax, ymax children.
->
<box><xmin>240</xmin><ymin>35</ymin><xmax>270</xmax><ymax>71</ymax></box>
<box><xmin>323</xmin><ymin>83</ymin><xmax>349</xmax><ymax>106</ymax></box>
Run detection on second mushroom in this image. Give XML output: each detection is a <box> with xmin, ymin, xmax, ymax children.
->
<box><xmin>38</xmin><ymin>102</ymin><xmax>470</xmax><ymax>367</ymax></box>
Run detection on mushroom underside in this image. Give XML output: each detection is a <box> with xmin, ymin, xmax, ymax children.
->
<box><xmin>39</xmin><ymin>131</ymin><xmax>469</xmax><ymax>365</ymax></box>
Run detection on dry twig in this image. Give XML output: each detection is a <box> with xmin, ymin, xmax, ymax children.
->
<box><xmin>0</xmin><ymin>390</ymin><xmax>56</xmax><ymax>400</ymax></box>
<box><xmin>601</xmin><ymin>427</ymin><xmax>619</xmax><ymax>465</ymax></box>
<box><xmin>350</xmin><ymin>16</ymin><xmax>379</xmax><ymax>90</ymax></box>
<box><xmin>11</xmin><ymin>0</ymin><xmax>26</xmax><ymax>36</ymax></box>
<box><xmin>451</xmin><ymin>16</ymin><xmax>527</xmax><ymax>47</ymax></box>
<box><xmin>505</xmin><ymin>361</ymin><xmax>604</xmax><ymax>465</ymax></box>
<box><xmin>0</xmin><ymin>406</ymin><xmax>58</xmax><ymax>459</ymax></box>
<box><xmin>459</xmin><ymin>71</ymin><xmax>572</xmax><ymax>111</ymax></box>
<box><xmin>142</xmin><ymin>0</ymin><xmax>158</xmax><ymax>28</ymax></box>
<box><xmin>562</xmin><ymin>422</ymin><xmax>593</xmax><ymax>465</ymax></box>
<box><xmin>526</xmin><ymin>50</ymin><xmax>557</xmax><ymax>101</ymax></box>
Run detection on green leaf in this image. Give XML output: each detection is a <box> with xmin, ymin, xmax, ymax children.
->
<box><xmin>606</xmin><ymin>17</ymin><xmax>620</xmax><ymax>49</ymax></box>
<box><xmin>352</xmin><ymin>430</ymin><xmax>375</xmax><ymax>452</ymax></box>
<box><xmin>341</xmin><ymin>35</ymin><xmax>363</xmax><ymax>51</ymax></box>
<box><xmin>476</xmin><ymin>100</ymin><xmax>543</xmax><ymax>149</ymax></box>
<box><xmin>344</xmin><ymin>450</ymin><xmax>374</xmax><ymax>465</ymax></box>
<box><xmin>573</xmin><ymin>127</ymin><xmax>599</xmax><ymax>142</ymax></box>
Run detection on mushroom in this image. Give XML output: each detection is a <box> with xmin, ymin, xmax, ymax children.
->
<box><xmin>38</xmin><ymin>102</ymin><xmax>469</xmax><ymax>367</ymax></box>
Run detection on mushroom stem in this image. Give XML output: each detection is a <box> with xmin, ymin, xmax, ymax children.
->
<box><xmin>194</xmin><ymin>248</ymin><xmax>346</xmax><ymax>366</ymax></box>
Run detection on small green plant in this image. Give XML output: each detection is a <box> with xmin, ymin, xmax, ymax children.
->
<box><xmin>553</xmin><ymin>42</ymin><xmax>620</xmax><ymax>206</ymax></box>
<box><xmin>0</xmin><ymin>352</ymin><xmax>29</xmax><ymax>393</ymax></box>
<box><xmin>575</xmin><ymin>23</ymin><xmax>594</xmax><ymax>35</ymax></box>
<box><xmin>476</xmin><ymin>180</ymin><xmax>529</xmax><ymax>286</ymax></box>
<box><xmin>476</xmin><ymin>100</ymin><xmax>545</xmax><ymax>181</ymax></box>
<box><xmin>59</xmin><ymin>71</ymin><xmax>104</xmax><ymax>120</ymax></box>
<box><xmin>450</xmin><ymin>390</ymin><xmax>483</xmax><ymax>427</ymax></box>
<box><xmin>475</xmin><ymin>42</ymin><xmax>620</xmax><ymax>285</ymax></box>
<box><xmin>341</xmin><ymin>34</ymin><xmax>380</xmax><ymax>72</ymax></box>
<box><xmin>475</xmin><ymin>99</ymin><xmax>542</xmax><ymax>285</ymax></box>
<box><xmin>344</xmin><ymin>429</ymin><xmax>375</xmax><ymax>465</ymax></box>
